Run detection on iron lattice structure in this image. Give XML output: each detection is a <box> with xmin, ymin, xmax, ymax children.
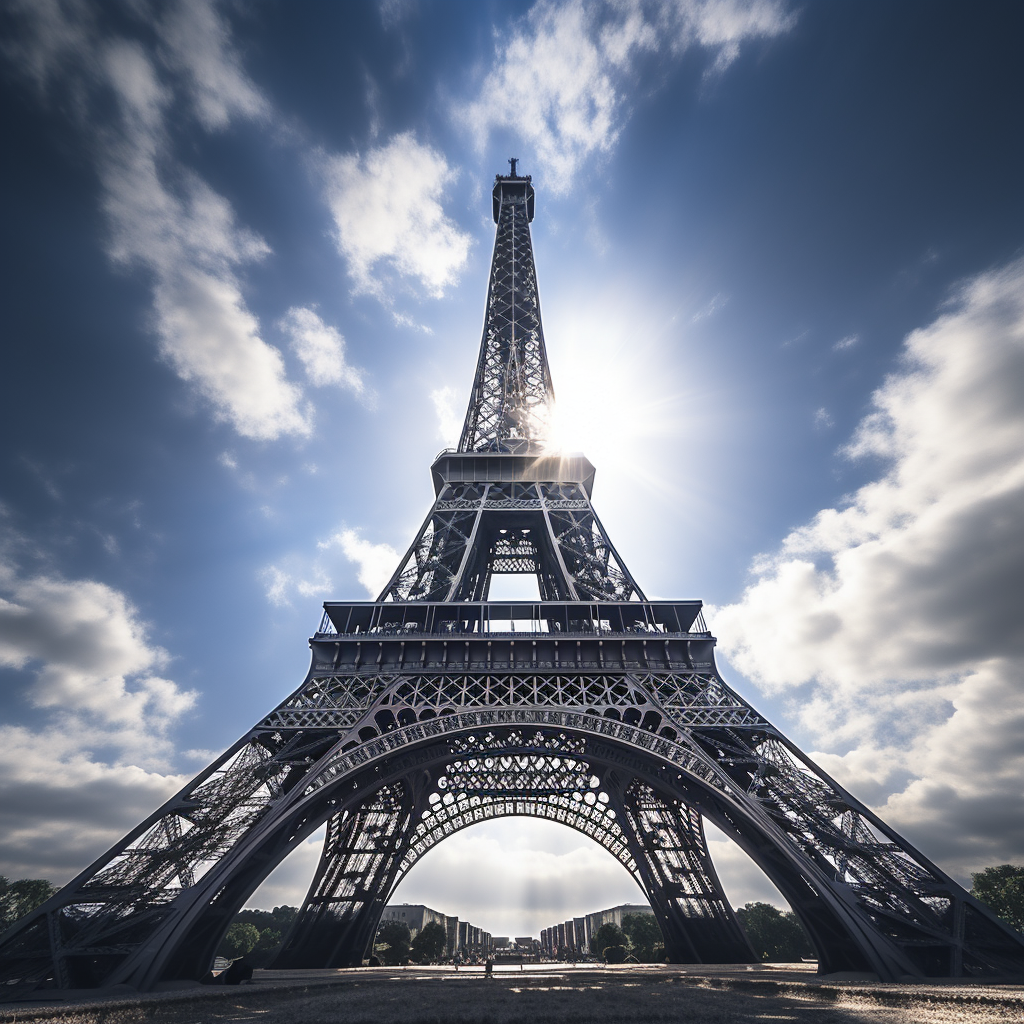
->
<box><xmin>2</xmin><ymin>165</ymin><xmax>1023</xmax><ymax>994</ymax></box>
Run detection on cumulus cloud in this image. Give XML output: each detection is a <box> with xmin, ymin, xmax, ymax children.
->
<box><xmin>4</xmin><ymin>0</ymin><xmax>311</xmax><ymax>440</ymax></box>
<box><xmin>279</xmin><ymin>307</ymin><xmax>368</xmax><ymax>398</ymax></box>
<box><xmin>0</xmin><ymin>726</ymin><xmax>186</xmax><ymax>883</ymax></box>
<box><xmin>0</xmin><ymin>564</ymin><xmax>194</xmax><ymax>881</ymax></box>
<box><xmin>321</xmin><ymin>132</ymin><xmax>472</xmax><ymax>299</ymax></box>
<box><xmin>712</xmin><ymin>257</ymin><xmax>1024</xmax><ymax>876</ymax></box>
<box><xmin>460</xmin><ymin>0</ymin><xmax>794</xmax><ymax>192</ymax></box>
<box><xmin>260</xmin><ymin>527</ymin><xmax>399</xmax><ymax>607</ymax></box>
<box><xmin>322</xmin><ymin>529</ymin><xmax>400</xmax><ymax>598</ymax></box>
<box><xmin>0</xmin><ymin>566</ymin><xmax>196</xmax><ymax>758</ymax></box>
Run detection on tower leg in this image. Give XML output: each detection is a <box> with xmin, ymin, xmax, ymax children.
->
<box><xmin>607</xmin><ymin>773</ymin><xmax>754</xmax><ymax>963</ymax></box>
<box><xmin>273</xmin><ymin>783</ymin><xmax>417</xmax><ymax>968</ymax></box>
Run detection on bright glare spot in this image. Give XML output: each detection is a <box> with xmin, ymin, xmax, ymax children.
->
<box><xmin>542</xmin><ymin>300</ymin><xmax>686</xmax><ymax>485</ymax></box>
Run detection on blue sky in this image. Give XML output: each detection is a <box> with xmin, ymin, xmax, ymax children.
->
<box><xmin>1</xmin><ymin>0</ymin><xmax>1022</xmax><ymax>939</ymax></box>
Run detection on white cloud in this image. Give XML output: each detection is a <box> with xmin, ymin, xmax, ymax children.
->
<box><xmin>260</xmin><ymin>526</ymin><xmax>400</xmax><ymax>608</ymax></box>
<box><xmin>712</xmin><ymin>257</ymin><xmax>1024</xmax><ymax>876</ymax></box>
<box><xmin>321</xmin><ymin>132</ymin><xmax>472</xmax><ymax>299</ymax></box>
<box><xmin>460</xmin><ymin>0</ymin><xmax>794</xmax><ymax>192</ymax></box>
<box><xmin>833</xmin><ymin>333</ymin><xmax>859</xmax><ymax>351</ymax></box>
<box><xmin>279</xmin><ymin>306</ymin><xmax>368</xmax><ymax>396</ymax></box>
<box><xmin>322</xmin><ymin>529</ymin><xmax>400</xmax><ymax>598</ymax></box>
<box><xmin>5</xmin><ymin>0</ymin><xmax>312</xmax><ymax>440</ymax></box>
<box><xmin>813</xmin><ymin>406</ymin><xmax>833</xmax><ymax>429</ymax></box>
<box><xmin>0</xmin><ymin>564</ymin><xmax>195</xmax><ymax>882</ymax></box>
<box><xmin>392</xmin><ymin>311</ymin><xmax>434</xmax><ymax>334</ymax></box>
<box><xmin>260</xmin><ymin>563</ymin><xmax>332</xmax><ymax>606</ymax></box>
<box><xmin>0</xmin><ymin>726</ymin><xmax>186</xmax><ymax>883</ymax></box>
<box><xmin>431</xmin><ymin>385</ymin><xmax>462</xmax><ymax>445</ymax></box>
<box><xmin>261</xmin><ymin>565</ymin><xmax>293</xmax><ymax>606</ymax></box>
<box><xmin>156</xmin><ymin>0</ymin><xmax>269</xmax><ymax>130</ymax></box>
<box><xmin>0</xmin><ymin>566</ymin><xmax>196</xmax><ymax>761</ymax></box>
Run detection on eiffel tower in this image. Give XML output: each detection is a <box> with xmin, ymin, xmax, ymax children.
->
<box><xmin>3</xmin><ymin>162</ymin><xmax>1023</xmax><ymax>995</ymax></box>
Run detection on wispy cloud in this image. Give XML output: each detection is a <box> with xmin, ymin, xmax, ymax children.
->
<box><xmin>5</xmin><ymin>0</ymin><xmax>312</xmax><ymax>440</ymax></box>
<box><xmin>813</xmin><ymin>406</ymin><xmax>834</xmax><ymax>430</ymax></box>
<box><xmin>833</xmin><ymin>333</ymin><xmax>859</xmax><ymax>351</ymax></box>
<box><xmin>156</xmin><ymin>0</ymin><xmax>269</xmax><ymax>130</ymax></box>
<box><xmin>431</xmin><ymin>385</ymin><xmax>462</xmax><ymax>445</ymax></box>
<box><xmin>321</xmin><ymin>132</ymin><xmax>472</xmax><ymax>299</ymax></box>
<box><xmin>260</xmin><ymin>562</ymin><xmax>331</xmax><ymax>606</ymax></box>
<box><xmin>692</xmin><ymin>292</ymin><xmax>728</xmax><ymax>322</ymax></box>
<box><xmin>460</xmin><ymin>0</ymin><xmax>795</xmax><ymax>192</ymax></box>
<box><xmin>712</xmin><ymin>256</ymin><xmax>1024</xmax><ymax>876</ymax></box>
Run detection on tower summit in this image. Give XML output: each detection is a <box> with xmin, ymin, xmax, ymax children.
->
<box><xmin>460</xmin><ymin>160</ymin><xmax>551</xmax><ymax>454</ymax></box>
<box><xmin>2</xmin><ymin>168</ymin><xmax>1023</xmax><ymax>993</ymax></box>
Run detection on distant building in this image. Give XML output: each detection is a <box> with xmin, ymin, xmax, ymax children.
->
<box><xmin>445</xmin><ymin>915</ymin><xmax>460</xmax><ymax>956</ymax></box>
<box><xmin>379</xmin><ymin>904</ymin><xmax>495</xmax><ymax>957</ymax></box>
<box><xmin>540</xmin><ymin>903</ymin><xmax>655</xmax><ymax>956</ymax></box>
<box><xmin>585</xmin><ymin>903</ymin><xmax>654</xmax><ymax>940</ymax></box>
<box><xmin>378</xmin><ymin>903</ymin><xmax>448</xmax><ymax>938</ymax></box>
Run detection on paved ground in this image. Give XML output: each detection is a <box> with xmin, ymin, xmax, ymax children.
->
<box><xmin>2</xmin><ymin>964</ymin><xmax>1022</xmax><ymax>1024</ymax></box>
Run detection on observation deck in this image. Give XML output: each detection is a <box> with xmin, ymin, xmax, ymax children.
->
<box><xmin>309</xmin><ymin>600</ymin><xmax>715</xmax><ymax>677</ymax></box>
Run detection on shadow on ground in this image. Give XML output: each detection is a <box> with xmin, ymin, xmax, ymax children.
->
<box><xmin>6</xmin><ymin>970</ymin><xmax>1020</xmax><ymax>1024</ymax></box>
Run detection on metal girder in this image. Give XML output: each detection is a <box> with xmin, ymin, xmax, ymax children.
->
<box><xmin>3</xmin><ymin>166</ymin><xmax>1023</xmax><ymax>994</ymax></box>
<box><xmin>380</xmin><ymin>481</ymin><xmax>644</xmax><ymax>603</ymax></box>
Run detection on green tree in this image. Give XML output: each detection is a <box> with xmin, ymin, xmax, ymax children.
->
<box><xmin>410</xmin><ymin>920</ymin><xmax>447</xmax><ymax>962</ymax></box>
<box><xmin>735</xmin><ymin>902</ymin><xmax>814</xmax><ymax>962</ymax></box>
<box><xmin>218</xmin><ymin>905</ymin><xmax>296</xmax><ymax>966</ymax></box>
<box><xmin>0</xmin><ymin>878</ymin><xmax>59</xmax><ymax>929</ymax></box>
<box><xmin>374</xmin><ymin>919</ymin><xmax>412</xmax><ymax>965</ymax></box>
<box><xmin>621</xmin><ymin>913</ymin><xmax>665</xmax><ymax>962</ymax></box>
<box><xmin>590</xmin><ymin>922</ymin><xmax>628</xmax><ymax>957</ymax></box>
<box><xmin>234</xmin><ymin>905</ymin><xmax>298</xmax><ymax>936</ymax></box>
<box><xmin>971</xmin><ymin>865</ymin><xmax>1024</xmax><ymax>932</ymax></box>
<box><xmin>219</xmin><ymin>922</ymin><xmax>261</xmax><ymax>959</ymax></box>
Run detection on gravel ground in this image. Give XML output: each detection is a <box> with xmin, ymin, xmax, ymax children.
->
<box><xmin>4</xmin><ymin>972</ymin><xmax>1020</xmax><ymax>1024</ymax></box>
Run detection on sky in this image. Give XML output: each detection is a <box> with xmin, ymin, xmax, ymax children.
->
<box><xmin>0</xmin><ymin>0</ymin><xmax>1022</xmax><ymax>941</ymax></box>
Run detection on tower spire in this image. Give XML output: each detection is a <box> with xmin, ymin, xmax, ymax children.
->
<box><xmin>458</xmin><ymin>164</ymin><xmax>555</xmax><ymax>454</ymax></box>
